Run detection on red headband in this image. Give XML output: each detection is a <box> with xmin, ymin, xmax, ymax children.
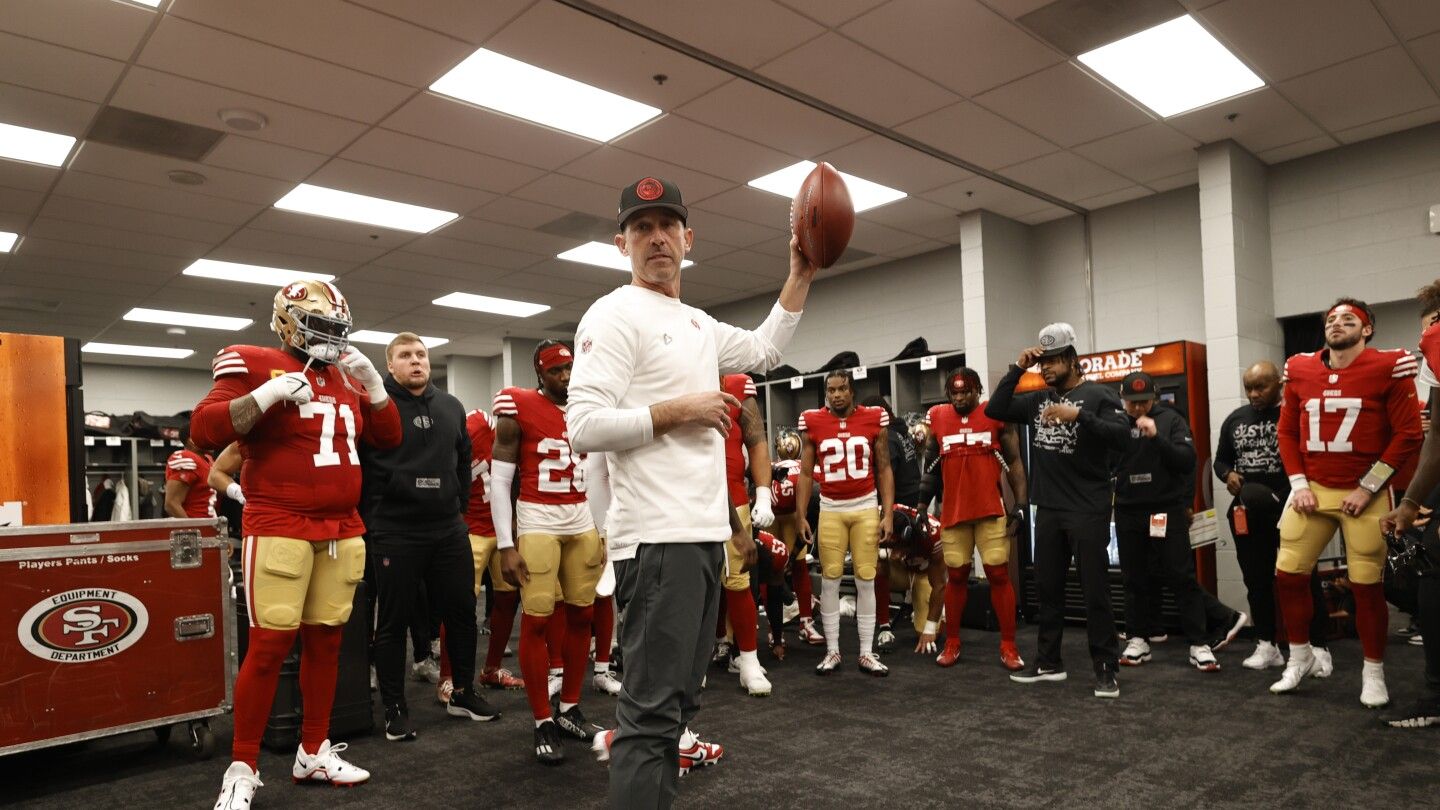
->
<box><xmin>1326</xmin><ymin>303</ymin><xmax>1370</xmax><ymax>329</ymax></box>
<box><xmin>538</xmin><ymin>344</ymin><xmax>573</xmax><ymax>371</ymax></box>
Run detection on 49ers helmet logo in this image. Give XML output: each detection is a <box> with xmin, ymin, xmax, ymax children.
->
<box><xmin>282</xmin><ymin>282</ymin><xmax>309</xmax><ymax>302</ymax></box>
<box><xmin>18</xmin><ymin>588</ymin><xmax>149</xmax><ymax>663</ymax></box>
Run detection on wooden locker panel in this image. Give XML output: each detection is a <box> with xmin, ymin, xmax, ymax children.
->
<box><xmin>0</xmin><ymin>333</ymin><xmax>70</xmax><ymax>525</ymax></box>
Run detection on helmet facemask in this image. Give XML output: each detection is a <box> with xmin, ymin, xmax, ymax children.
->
<box><xmin>272</xmin><ymin>280</ymin><xmax>353</xmax><ymax>364</ymax></box>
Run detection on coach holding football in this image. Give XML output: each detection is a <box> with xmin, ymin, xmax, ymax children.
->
<box><xmin>567</xmin><ymin>177</ymin><xmax>816</xmax><ymax>808</ymax></box>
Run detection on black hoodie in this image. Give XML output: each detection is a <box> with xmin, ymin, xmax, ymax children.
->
<box><xmin>359</xmin><ymin>374</ymin><xmax>470</xmax><ymax>535</ymax></box>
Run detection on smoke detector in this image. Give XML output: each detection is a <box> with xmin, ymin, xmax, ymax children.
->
<box><xmin>217</xmin><ymin>108</ymin><xmax>268</xmax><ymax>131</ymax></box>
<box><xmin>167</xmin><ymin>169</ymin><xmax>206</xmax><ymax>186</ymax></box>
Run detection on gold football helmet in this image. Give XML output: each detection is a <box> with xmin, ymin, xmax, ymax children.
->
<box><xmin>774</xmin><ymin>427</ymin><xmax>801</xmax><ymax>461</ymax></box>
<box><xmin>271</xmin><ymin>279</ymin><xmax>352</xmax><ymax>363</ymax></box>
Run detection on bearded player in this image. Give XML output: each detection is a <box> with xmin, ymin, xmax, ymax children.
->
<box><xmin>773</xmin><ymin>429</ymin><xmax>823</xmax><ymax>647</ymax></box>
<box><xmin>1272</xmin><ymin>298</ymin><xmax>1422</xmax><ymax>707</ymax></box>
<box><xmin>797</xmin><ymin>369</ymin><xmax>894</xmax><ymax>676</ymax></box>
<box><xmin>715</xmin><ymin>373</ymin><xmax>773</xmax><ymax>695</ymax></box>
<box><xmin>195</xmin><ymin>280</ymin><xmax>401</xmax><ymax>809</ymax></box>
<box><xmin>494</xmin><ymin>340</ymin><xmax>606</xmax><ymax>764</ymax></box>
<box><xmin>919</xmin><ymin>368</ymin><xmax>1028</xmax><ymax>671</ymax></box>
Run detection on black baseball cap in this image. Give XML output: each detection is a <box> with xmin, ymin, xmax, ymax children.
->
<box><xmin>618</xmin><ymin>177</ymin><xmax>688</xmax><ymax>227</ymax></box>
<box><xmin>1120</xmin><ymin>371</ymin><xmax>1156</xmax><ymax>402</ymax></box>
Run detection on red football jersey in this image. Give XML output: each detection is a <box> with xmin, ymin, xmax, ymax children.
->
<box><xmin>465</xmin><ymin>409</ymin><xmax>496</xmax><ymax>537</ymax></box>
<box><xmin>493</xmin><ymin>387</ymin><xmax>586</xmax><ymax>505</ymax></box>
<box><xmin>799</xmin><ymin>405</ymin><xmax>888</xmax><ymax>502</ymax></box>
<box><xmin>165</xmin><ymin>449</ymin><xmax>215</xmax><ymax>518</ymax></box>
<box><xmin>926</xmin><ymin>402</ymin><xmax>1006</xmax><ymax>525</ymax></box>
<box><xmin>722</xmin><ymin>374</ymin><xmax>757</xmax><ymax>506</ymax></box>
<box><xmin>190</xmin><ymin>345</ymin><xmax>402</xmax><ymax>540</ymax></box>
<box><xmin>757</xmin><ymin>529</ymin><xmax>789</xmax><ymax>572</ymax></box>
<box><xmin>1421</xmin><ymin>321</ymin><xmax>1440</xmax><ymax>381</ymax></box>
<box><xmin>771</xmin><ymin>459</ymin><xmax>801</xmax><ymax>514</ymax></box>
<box><xmin>1278</xmin><ymin>347</ymin><xmax>1423</xmax><ymax>489</ymax></box>
<box><xmin>891</xmin><ymin>504</ymin><xmax>942</xmax><ymax>570</ymax></box>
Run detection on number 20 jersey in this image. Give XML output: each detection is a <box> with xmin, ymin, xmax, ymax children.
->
<box><xmin>192</xmin><ymin>344</ymin><xmax>402</xmax><ymax>540</ymax></box>
<box><xmin>1278</xmin><ymin>347</ymin><xmax>1422</xmax><ymax>489</ymax></box>
<box><xmin>492</xmin><ymin>387</ymin><xmax>586</xmax><ymax>506</ymax></box>
<box><xmin>798</xmin><ymin>405</ymin><xmax>888</xmax><ymax>504</ymax></box>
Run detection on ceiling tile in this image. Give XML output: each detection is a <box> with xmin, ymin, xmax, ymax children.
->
<box><xmin>306</xmin><ymin>159</ymin><xmax>496</xmax><ymax>216</ymax></box>
<box><xmin>819</xmin><ymin>135</ymin><xmax>975</xmax><ymax>194</ymax></box>
<box><xmin>383</xmin><ymin>92</ymin><xmax>597</xmax><ymax>171</ymax></box>
<box><xmin>218</xmin><ymin>226</ymin><xmax>388</xmax><ymax>266</ymax></box>
<box><xmin>198</xmin><ymin>243</ymin><xmax>358</xmax><ymax>279</ymax></box>
<box><xmin>704</xmin><ymin>249</ymin><xmax>785</xmax><ymax>276</ymax></box>
<box><xmin>846</xmin><ymin>219</ymin><xmax>936</xmax><ymax>255</ymax></box>
<box><xmin>1198</xmin><ymin>0</ymin><xmax>1396</xmax><ymax>82</ymax></box>
<box><xmin>111</xmin><ymin>67</ymin><xmax>368</xmax><ymax>155</ymax></box>
<box><xmin>688</xmin><ymin>186</ymin><xmax>792</xmax><ymax>229</ymax></box>
<box><xmin>1017</xmin><ymin>205</ymin><xmax>1074</xmax><ymax>225</ymax></box>
<box><xmin>1405</xmin><ymin>30</ymin><xmax>1440</xmax><ymax>90</ymax></box>
<box><xmin>842</xmin><ymin>0</ymin><xmax>1062</xmax><ymax>97</ymax></box>
<box><xmin>166</xmin><ymin>0</ymin><xmax>474</xmax><ymax>88</ymax></box>
<box><xmin>0</xmin><ymin>81</ymin><xmax>99</xmax><ymax>136</ymax></box>
<box><xmin>1000</xmin><ymin>151</ymin><xmax>1132</xmax><ymax>202</ymax></box>
<box><xmin>1072</xmin><ymin>123</ymin><xmax>1201</xmax><ymax>184</ymax></box>
<box><xmin>0</xmin><ymin>160</ymin><xmax>60</xmax><ymax>193</ymax></box>
<box><xmin>559</xmin><ymin>147</ymin><xmax>735</xmax><ymax>205</ymax></box>
<box><xmin>685</xmin><ymin>208</ymin><xmax>786</xmax><ymax>249</ymax></box>
<box><xmin>675</xmin><ymin>79</ymin><xmax>869</xmax><ymax>159</ymax></box>
<box><xmin>612</xmin><ymin>114</ymin><xmax>794</xmax><ymax>183</ymax></box>
<box><xmin>346</xmin><ymin>0</ymin><xmax>534</xmax><ymax>45</ymax></box>
<box><xmin>401</xmin><ymin>235</ymin><xmax>546</xmax><ymax>272</ymax></box>
<box><xmin>243</xmin><ymin>208</ymin><xmax>417</xmax><ymax>249</ymax></box>
<box><xmin>203</xmin><ymin>136</ymin><xmax>329</xmax><ymax>183</ymax></box>
<box><xmin>757</xmin><ymin>33</ymin><xmax>960</xmax><ymax>127</ymax></box>
<box><xmin>0</xmin><ymin>0</ymin><xmax>154</xmax><ymax>61</ymax></box>
<box><xmin>18</xmin><ymin>235</ymin><xmax>184</xmax><ymax>274</ymax></box>
<box><xmin>39</xmin><ymin>195</ymin><xmax>234</xmax><ymax>243</ymax></box>
<box><xmin>973</xmin><ymin>62</ymin><xmax>1153</xmax><ymax>147</ymax></box>
<box><xmin>896</xmin><ymin>101</ymin><xmax>1059</xmax><ymax>171</ymax></box>
<box><xmin>1257</xmin><ymin>134</ymin><xmax>1338</xmax><ymax>164</ymax></box>
<box><xmin>27</xmin><ymin>216</ymin><xmax>209</xmax><ymax>259</ymax></box>
<box><xmin>440</xmin><ymin>217</ymin><xmax>583</xmax><ymax>257</ymax></box>
<box><xmin>921</xmin><ymin>175</ymin><xmax>1055</xmax><ymax>219</ymax></box>
<box><xmin>1280</xmin><ymin>46</ymin><xmax>1438</xmax><ymax>132</ymax></box>
<box><xmin>68</xmin><ymin>141</ymin><xmax>293</xmax><ymax>206</ymax></box>
<box><xmin>0</xmin><ymin>31</ymin><xmax>125</xmax><ymax>103</ymax></box>
<box><xmin>857</xmin><ymin>196</ymin><xmax>963</xmax><ymax>242</ymax></box>
<box><xmin>344</xmin><ymin>129</ymin><xmax>545</xmax><ymax>195</ymax></box>
<box><xmin>1075</xmin><ymin>185</ymin><xmax>1154</xmax><ymax>210</ymax></box>
<box><xmin>510</xmin><ymin>173</ymin><xmax>620</xmax><ymax>222</ymax></box>
<box><xmin>470</xmin><ymin>196</ymin><xmax>572</xmax><ymax>229</ymax></box>
<box><xmin>0</xmin><ymin>186</ymin><xmax>44</xmax><ymax>219</ymax></box>
<box><xmin>1167</xmin><ymin>88</ymin><xmax>1324</xmax><ymax>155</ymax></box>
<box><xmin>1334</xmin><ymin>105</ymin><xmax>1440</xmax><ymax>144</ymax></box>
<box><xmin>775</xmin><ymin>0</ymin><xmax>888</xmax><ymax>26</ymax></box>
<box><xmin>1374</xmin><ymin>0</ymin><xmax>1440</xmax><ymax>40</ymax></box>
<box><xmin>985</xmin><ymin>0</ymin><xmax>1056</xmax><ymax>18</ymax></box>
<box><xmin>587</xmin><ymin>0</ymin><xmax>825</xmax><ymax>68</ymax></box>
<box><xmin>364</xmin><ymin>252</ymin><xmax>515</xmax><ymax>288</ymax></box>
<box><xmin>52</xmin><ymin>171</ymin><xmax>264</xmax><ymax>226</ymax></box>
<box><xmin>1147</xmin><ymin>169</ymin><xmax>1200</xmax><ymax>192</ymax></box>
<box><xmin>138</xmin><ymin>16</ymin><xmax>414</xmax><ymax>123</ymax></box>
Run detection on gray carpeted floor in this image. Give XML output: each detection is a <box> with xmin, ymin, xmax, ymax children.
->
<box><xmin>3</xmin><ymin>617</ymin><xmax>1435</xmax><ymax>809</ymax></box>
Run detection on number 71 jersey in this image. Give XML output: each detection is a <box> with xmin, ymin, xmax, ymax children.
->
<box><xmin>1279</xmin><ymin>346</ymin><xmax>1422</xmax><ymax>488</ymax></box>
<box><xmin>493</xmin><ymin>387</ymin><xmax>587</xmax><ymax>505</ymax></box>
<box><xmin>799</xmin><ymin>405</ymin><xmax>888</xmax><ymax>502</ymax></box>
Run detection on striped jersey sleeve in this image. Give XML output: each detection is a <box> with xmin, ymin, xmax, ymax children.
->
<box><xmin>1392</xmin><ymin>349</ymin><xmax>1418</xmax><ymax>379</ymax></box>
<box><xmin>493</xmin><ymin>390</ymin><xmax>518</xmax><ymax>417</ymax></box>
<box><xmin>211</xmin><ymin>348</ymin><xmax>248</xmax><ymax>379</ymax></box>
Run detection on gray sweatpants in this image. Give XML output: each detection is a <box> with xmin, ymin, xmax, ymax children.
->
<box><xmin>609</xmin><ymin>541</ymin><xmax>724</xmax><ymax>809</ymax></box>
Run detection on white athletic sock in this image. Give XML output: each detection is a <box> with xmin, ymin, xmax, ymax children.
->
<box><xmin>594</xmin><ymin>662</ymin><xmax>608</xmax><ymax>674</ymax></box>
<box><xmin>820</xmin><ymin>578</ymin><xmax>842</xmax><ymax>654</ymax></box>
<box><xmin>559</xmin><ymin>701</ymin><xmax>577</xmax><ymax>713</ymax></box>
<box><xmin>548</xmin><ymin>666</ymin><xmax>562</xmax><ymax>677</ymax></box>
<box><xmin>535</xmin><ymin>718</ymin><xmax>549</xmax><ymax>728</ymax></box>
<box><xmin>736</xmin><ymin>649</ymin><xmax>759</xmax><ymax>667</ymax></box>
<box><xmin>855</xmin><ymin>578</ymin><xmax>876</xmax><ymax>657</ymax></box>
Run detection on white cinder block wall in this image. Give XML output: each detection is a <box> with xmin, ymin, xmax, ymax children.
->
<box><xmin>81</xmin><ymin>364</ymin><xmax>215</xmax><ymax>416</ymax></box>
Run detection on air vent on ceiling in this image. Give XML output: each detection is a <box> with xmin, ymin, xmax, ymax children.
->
<box><xmin>545</xmin><ymin>321</ymin><xmax>580</xmax><ymax>335</ymax></box>
<box><xmin>1018</xmin><ymin>0</ymin><xmax>1183</xmax><ymax>57</ymax></box>
<box><xmin>0</xmin><ymin>295</ymin><xmax>61</xmax><ymax>313</ymax></box>
<box><xmin>537</xmin><ymin>212</ymin><xmax>619</xmax><ymax>243</ymax></box>
<box><xmin>86</xmin><ymin>107</ymin><xmax>226</xmax><ymax>162</ymax></box>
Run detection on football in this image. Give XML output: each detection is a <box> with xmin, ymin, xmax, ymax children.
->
<box><xmin>791</xmin><ymin>162</ymin><xmax>855</xmax><ymax>269</ymax></box>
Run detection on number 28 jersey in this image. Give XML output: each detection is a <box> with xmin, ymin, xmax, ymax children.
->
<box><xmin>799</xmin><ymin>405</ymin><xmax>888</xmax><ymax>508</ymax></box>
<box><xmin>190</xmin><ymin>344</ymin><xmax>402</xmax><ymax>540</ymax></box>
<box><xmin>493</xmin><ymin>387</ymin><xmax>586</xmax><ymax>506</ymax></box>
<box><xmin>1278</xmin><ymin>347</ymin><xmax>1423</xmax><ymax>489</ymax></box>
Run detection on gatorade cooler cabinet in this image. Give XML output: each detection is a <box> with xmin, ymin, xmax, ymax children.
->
<box><xmin>0</xmin><ymin>518</ymin><xmax>235</xmax><ymax>758</ymax></box>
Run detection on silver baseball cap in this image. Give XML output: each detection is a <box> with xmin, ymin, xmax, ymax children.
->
<box><xmin>1037</xmin><ymin>322</ymin><xmax>1077</xmax><ymax>357</ymax></box>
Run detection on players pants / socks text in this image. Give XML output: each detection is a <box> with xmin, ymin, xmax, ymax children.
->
<box><xmin>610</xmin><ymin>542</ymin><xmax>723</xmax><ymax>810</ymax></box>
<box><xmin>371</xmin><ymin>529</ymin><xmax>477</xmax><ymax>705</ymax></box>
<box><xmin>1033</xmin><ymin>508</ymin><xmax>1119</xmax><ymax>669</ymax></box>
<box><xmin>1228</xmin><ymin>505</ymin><xmax>1329</xmax><ymax>646</ymax></box>
<box><xmin>1115</xmin><ymin>508</ymin><xmax>1210</xmax><ymax>645</ymax></box>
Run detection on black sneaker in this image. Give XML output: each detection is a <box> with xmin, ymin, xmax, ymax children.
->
<box><xmin>384</xmin><ymin>703</ymin><xmax>416</xmax><ymax>741</ymax></box>
<box><xmin>1010</xmin><ymin>663</ymin><xmax>1067</xmax><ymax>684</ymax></box>
<box><xmin>535</xmin><ymin>720</ymin><xmax>565</xmax><ymax>765</ymax></box>
<box><xmin>447</xmin><ymin>685</ymin><xmax>500</xmax><ymax>721</ymax></box>
<box><xmin>1396</xmin><ymin>621</ymin><xmax>1421</xmax><ymax>638</ymax></box>
<box><xmin>554</xmin><ymin>702</ymin><xmax>602</xmax><ymax>742</ymax></box>
<box><xmin>1094</xmin><ymin>663</ymin><xmax>1120</xmax><ymax>699</ymax></box>
<box><xmin>1386</xmin><ymin>694</ymin><xmax>1440</xmax><ymax>729</ymax></box>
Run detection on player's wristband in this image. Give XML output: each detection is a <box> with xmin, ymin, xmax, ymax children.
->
<box><xmin>225</xmin><ymin>482</ymin><xmax>244</xmax><ymax>504</ymax></box>
<box><xmin>923</xmin><ymin>620</ymin><xmax>939</xmax><ymax>636</ymax></box>
<box><xmin>1287</xmin><ymin>474</ymin><xmax>1310</xmax><ymax>491</ymax></box>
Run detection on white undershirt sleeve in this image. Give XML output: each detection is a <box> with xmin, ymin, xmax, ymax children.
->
<box><xmin>584</xmin><ymin>452</ymin><xmax>611</xmax><ymax>536</ymax></box>
<box><xmin>491</xmin><ymin>459</ymin><xmax>517</xmax><ymax>550</ymax></box>
<box><xmin>568</xmin><ymin>302</ymin><xmax>654</xmax><ymax>453</ymax></box>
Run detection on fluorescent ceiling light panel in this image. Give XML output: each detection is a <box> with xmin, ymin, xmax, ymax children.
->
<box><xmin>430</xmin><ymin>48</ymin><xmax>662</xmax><ymax>142</ymax></box>
<box><xmin>0</xmin><ymin>231</ymin><xmax>17</xmax><ymax>252</ymax></box>
<box><xmin>558</xmin><ymin>241</ymin><xmax>694</xmax><ymax>272</ymax></box>
<box><xmin>349</xmin><ymin>329</ymin><xmax>450</xmax><ymax>349</ymax></box>
<box><xmin>0</xmin><ymin>122</ymin><xmax>77</xmax><ymax>167</ymax></box>
<box><xmin>82</xmin><ymin>342</ymin><xmax>194</xmax><ymax>359</ymax></box>
<box><xmin>274</xmin><ymin>184</ymin><xmax>459</xmax><ymax>233</ymax></box>
<box><xmin>123</xmin><ymin>0</ymin><xmax>164</xmax><ymax>7</ymax></box>
<box><xmin>747</xmin><ymin>161</ymin><xmax>906</xmax><ymax>213</ymax></box>
<box><xmin>183</xmin><ymin>258</ymin><xmax>335</xmax><ymax>287</ymax></box>
<box><xmin>433</xmin><ymin>292</ymin><xmax>550</xmax><ymax>318</ymax></box>
<box><xmin>1078</xmin><ymin>15</ymin><xmax>1264</xmax><ymax>118</ymax></box>
<box><xmin>124</xmin><ymin>307</ymin><xmax>252</xmax><ymax>331</ymax></box>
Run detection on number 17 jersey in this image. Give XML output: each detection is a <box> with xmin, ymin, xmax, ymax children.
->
<box><xmin>799</xmin><ymin>405</ymin><xmax>887</xmax><ymax>508</ymax></box>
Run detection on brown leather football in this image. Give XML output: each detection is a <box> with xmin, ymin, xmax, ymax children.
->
<box><xmin>790</xmin><ymin>162</ymin><xmax>854</xmax><ymax>269</ymax></box>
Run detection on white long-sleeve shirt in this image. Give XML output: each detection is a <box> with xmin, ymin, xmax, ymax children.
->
<box><xmin>568</xmin><ymin>284</ymin><xmax>800</xmax><ymax>549</ymax></box>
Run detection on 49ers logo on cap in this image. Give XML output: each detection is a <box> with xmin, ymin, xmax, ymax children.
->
<box><xmin>635</xmin><ymin>177</ymin><xmax>664</xmax><ymax>201</ymax></box>
<box><xmin>282</xmin><ymin>282</ymin><xmax>309</xmax><ymax>301</ymax></box>
<box><xmin>1131</xmin><ymin>378</ymin><xmax>1148</xmax><ymax>392</ymax></box>
<box><xmin>18</xmin><ymin>588</ymin><xmax>149</xmax><ymax>663</ymax></box>
<box><xmin>1039</xmin><ymin>334</ymin><xmax>1056</xmax><ymax>347</ymax></box>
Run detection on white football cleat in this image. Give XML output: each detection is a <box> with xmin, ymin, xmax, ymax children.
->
<box><xmin>214</xmin><ymin>761</ymin><xmax>262</xmax><ymax>810</ymax></box>
<box><xmin>593</xmin><ymin>669</ymin><xmax>622</xmax><ymax>696</ymax></box>
<box><xmin>592</xmin><ymin>728</ymin><xmax>615</xmax><ymax>764</ymax></box>
<box><xmin>1361</xmin><ymin>660</ymin><xmax>1389</xmax><ymax>708</ymax></box>
<box><xmin>736</xmin><ymin>653</ymin><xmax>772</xmax><ymax>697</ymax></box>
<box><xmin>798</xmin><ymin>617</ymin><xmax>825</xmax><ymax>645</ymax></box>
<box><xmin>292</xmin><ymin>739</ymin><xmax>369</xmax><ymax>786</ymax></box>
<box><xmin>1270</xmin><ymin>644</ymin><xmax>1315</xmax><ymax>694</ymax></box>
<box><xmin>1242</xmin><ymin>640</ymin><xmax>1284</xmax><ymax>670</ymax></box>
<box><xmin>1310</xmin><ymin>646</ymin><xmax>1334</xmax><ymax>679</ymax></box>
<box><xmin>782</xmin><ymin>599</ymin><xmax>800</xmax><ymax>625</ymax></box>
<box><xmin>678</xmin><ymin>727</ymin><xmax>723</xmax><ymax>777</ymax></box>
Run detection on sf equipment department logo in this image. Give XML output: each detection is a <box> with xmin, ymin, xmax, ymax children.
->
<box><xmin>18</xmin><ymin>588</ymin><xmax>149</xmax><ymax>663</ymax></box>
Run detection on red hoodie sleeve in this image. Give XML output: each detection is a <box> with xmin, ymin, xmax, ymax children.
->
<box><xmin>1277</xmin><ymin>360</ymin><xmax>1306</xmax><ymax>481</ymax></box>
<box><xmin>361</xmin><ymin>397</ymin><xmax>402</xmax><ymax>450</ymax></box>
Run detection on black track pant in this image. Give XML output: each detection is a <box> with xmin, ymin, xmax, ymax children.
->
<box><xmin>1116</xmin><ymin>507</ymin><xmax>1207</xmax><ymax>644</ymax></box>
<box><xmin>372</xmin><ymin>528</ymin><xmax>476</xmax><ymax>707</ymax></box>
<box><xmin>1033</xmin><ymin>508</ymin><xmax>1118</xmax><ymax>670</ymax></box>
